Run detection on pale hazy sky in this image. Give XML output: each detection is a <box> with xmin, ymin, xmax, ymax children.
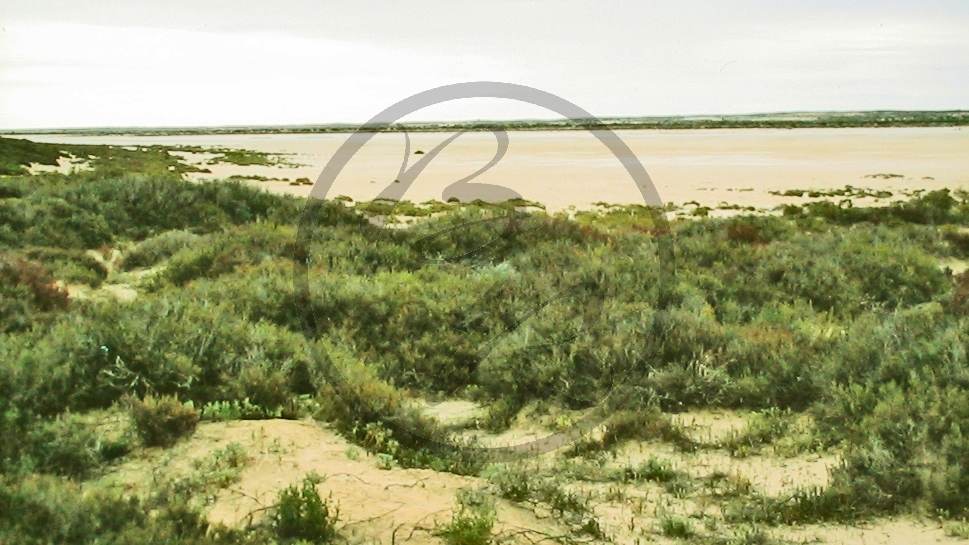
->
<box><xmin>1</xmin><ymin>1</ymin><xmax>967</xmax><ymax>129</ymax></box>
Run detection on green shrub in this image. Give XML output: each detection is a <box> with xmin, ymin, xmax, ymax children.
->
<box><xmin>0</xmin><ymin>137</ymin><xmax>68</xmax><ymax>179</ymax></box>
<box><xmin>944</xmin><ymin>519</ymin><xmax>969</xmax><ymax>539</ymax></box>
<box><xmin>434</xmin><ymin>488</ymin><xmax>496</xmax><ymax>545</ymax></box>
<box><xmin>21</xmin><ymin>247</ymin><xmax>108</xmax><ymax>287</ymax></box>
<box><xmin>15</xmin><ymin>294</ymin><xmax>318</xmax><ymax>416</ymax></box>
<box><xmin>434</xmin><ymin>508</ymin><xmax>494</xmax><ymax>545</ymax></box>
<box><xmin>928</xmin><ymin>422</ymin><xmax>969</xmax><ymax>517</ymax></box>
<box><xmin>122</xmin><ymin>229</ymin><xmax>201</xmax><ymax>270</ymax></box>
<box><xmin>159</xmin><ymin>224</ymin><xmax>297</xmax><ymax>286</ymax></box>
<box><xmin>127</xmin><ymin>395</ymin><xmax>198</xmax><ymax>448</ymax></box>
<box><xmin>0</xmin><ymin>172</ymin><xmax>312</xmax><ymax>249</ymax></box>
<box><xmin>200</xmin><ymin>398</ymin><xmax>287</xmax><ymax>421</ymax></box>
<box><xmin>0</xmin><ymin>256</ymin><xmax>69</xmax><ymax>332</ymax></box>
<box><xmin>620</xmin><ymin>456</ymin><xmax>679</xmax><ymax>483</ymax></box>
<box><xmin>312</xmin><ymin>342</ymin><xmax>484</xmax><ymax>474</ymax></box>
<box><xmin>0</xmin><ymin>474</ymin><xmax>239</xmax><ymax>544</ymax></box>
<box><xmin>480</xmin><ymin>397</ymin><xmax>524</xmax><ymax>431</ymax></box>
<box><xmin>272</xmin><ymin>473</ymin><xmax>338</xmax><ymax>544</ymax></box>
<box><xmin>22</xmin><ymin>413</ymin><xmax>118</xmax><ymax>479</ymax></box>
<box><xmin>488</xmin><ymin>465</ymin><xmax>536</xmax><ymax>502</ymax></box>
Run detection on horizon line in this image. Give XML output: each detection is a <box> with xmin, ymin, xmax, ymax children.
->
<box><xmin>2</xmin><ymin>109</ymin><xmax>968</xmax><ymax>135</ymax></box>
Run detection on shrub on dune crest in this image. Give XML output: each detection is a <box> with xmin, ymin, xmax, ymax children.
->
<box><xmin>127</xmin><ymin>395</ymin><xmax>198</xmax><ymax>448</ymax></box>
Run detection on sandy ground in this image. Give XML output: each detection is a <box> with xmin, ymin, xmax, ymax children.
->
<box><xmin>18</xmin><ymin>128</ymin><xmax>969</xmax><ymax>212</ymax></box>
<box><xmin>27</xmin><ymin>155</ymin><xmax>92</xmax><ymax>175</ymax></box>
<box><xmin>90</xmin><ymin>411</ymin><xmax>966</xmax><ymax>545</ymax></box>
<box><xmin>98</xmin><ymin>419</ymin><xmax>565</xmax><ymax>545</ymax></box>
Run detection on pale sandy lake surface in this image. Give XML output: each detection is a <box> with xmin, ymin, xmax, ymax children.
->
<box><xmin>20</xmin><ymin>127</ymin><xmax>969</xmax><ymax>212</ymax></box>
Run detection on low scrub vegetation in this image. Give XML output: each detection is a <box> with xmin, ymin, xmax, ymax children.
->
<box><xmin>4</xmin><ymin>135</ymin><xmax>969</xmax><ymax>541</ymax></box>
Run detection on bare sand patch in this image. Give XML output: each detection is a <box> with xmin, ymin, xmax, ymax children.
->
<box><xmin>670</xmin><ymin>410</ymin><xmax>750</xmax><ymax>443</ymax></box>
<box><xmin>27</xmin><ymin>154</ymin><xmax>92</xmax><ymax>175</ymax></box>
<box><xmin>96</xmin><ymin>419</ymin><xmax>564</xmax><ymax>544</ymax></box>
<box><xmin>610</xmin><ymin>441</ymin><xmax>835</xmax><ymax>497</ymax></box>
<box><xmin>86</xmin><ymin>413</ymin><xmax>963</xmax><ymax>544</ymax></box>
<box><xmin>66</xmin><ymin>282</ymin><xmax>138</xmax><ymax>302</ymax></box>
<box><xmin>416</xmin><ymin>399</ymin><xmax>486</xmax><ymax>428</ymax></box>
<box><xmin>780</xmin><ymin>519</ymin><xmax>960</xmax><ymax>545</ymax></box>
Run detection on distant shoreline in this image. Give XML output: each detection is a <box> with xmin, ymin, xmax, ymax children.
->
<box><xmin>2</xmin><ymin>110</ymin><xmax>967</xmax><ymax>136</ymax></box>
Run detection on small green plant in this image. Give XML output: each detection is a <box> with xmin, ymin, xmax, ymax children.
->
<box><xmin>577</xmin><ymin>518</ymin><xmax>606</xmax><ymax>540</ymax></box>
<box><xmin>723</xmin><ymin>485</ymin><xmax>849</xmax><ymax>525</ymax></box>
<box><xmin>605</xmin><ymin>484</ymin><xmax>626</xmax><ymax>502</ymax></box>
<box><xmin>434</xmin><ymin>509</ymin><xmax>494</xmax><ymax>545</ymax></box>
<box><xmin>160</xmin><ymin>442</ymin><xmax>251</xmax><ymax>505</ymax></box>
<box><xmin>375</xmin><ymin>453</ymin><xmax>397</xmax><ymax>470</ymax></box>
<box><xmin>487</xmin><ymin>464</ymin><xmax>589</xmax><ymax>517</ymax></box>
<box><xmin>720</xmin><ymin>409</ymin><xmax>796</xmax><ymax>457</ymax></box>
<box><xmin>272</xmin><ymin>472</ymin><xmax>338</xmax><ymax>544</ymax></box>
<box><xmin>620</xmin><ymin>456</ymin><xmax>678</xmax><ymax>483</ymax></box>
<box><xmin>127</xmin><ymin>395</ymin><xmax>198</xmax><ymax>448</ymax></box>
<box><xmin>944</xmin><ymin>519</ymin><xmax>969</xmax><ymax>539</ymax></box>
<box><xmin>729</xmin><ymin>526</ymin><xmax>776</xmax><ymax>545</ymax></box>
<box><xmin>434</xmin><ymin>489</ymin><xmax>495</xmax><ymax>545</ymax></box>
<box><xmin>193</xmin><ymin>442</ymin><xmax>249</xmax><ymax>487</ymax></box>
<box><xmin>480</xmin><ymin>397</ymin><xmax>522</xmax><ymax>431</ymax></box>
<box><xmin>200</xmin><ymin>398</ymin><xmax>282</xmax><ymax>421</ymax></box>
<box><xmin>488</xmin><ymin>465</ymin><xmax>535</xmax><ymax>502</ymax></box>
<box><xmin>705</xmin><ymin>472</ymin><xmax>753</xmax><ymax>498</ymax></box>
<box><xmin>659</xmin><ymin>515</ymin><xmax>695</xmax><ymax>538</ymax></box>
<box><xmin>664</xmin><ymin>477</ymin><xmax>693</xmax><ymax>498</ymax></box>
<box><xmin>540</xmin><ymin>483</ymin><xmax>587</xmax><ymax>516</ymax></box>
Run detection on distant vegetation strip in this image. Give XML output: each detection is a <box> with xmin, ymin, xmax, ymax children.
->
<box><xmin>3</xmin><ymin>110</ymin><xmax>968</xmax><ymax>136</ymax></box>
<box><xmin>0</xmin><ymin>136</ymin><xmax>301</xmax><ymax>176</ymax></box>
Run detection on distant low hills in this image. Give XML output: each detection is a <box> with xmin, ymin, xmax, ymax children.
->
<box><xmin>2</xmin><ymin>110</ymin><xmax>968</xmax><ymax>136</ymax></box>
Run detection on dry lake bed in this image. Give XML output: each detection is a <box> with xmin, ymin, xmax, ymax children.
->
<box><xmin>20</xmin><ymin>127</ymin><xmax>969</xmax><ymax>212</ymax></box>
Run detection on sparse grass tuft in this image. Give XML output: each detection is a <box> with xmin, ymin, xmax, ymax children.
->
<box><xmin>434</xmin><ymin>509</ymin><xmax>494</xmax><ymax>545</ymax></box>
<box><xmin>719</xmin><ymin>409</ymin><xmax>797</xmax><ymax>457</ymax></box>
<box><xmin>434</xmin><ymin>489</ymin><xmax>496</xmax><ymax>545</ymax></box>
<box><xmin>620</xmin><ymin>456</ymin><xmax>680</xmax><ymax>483</ymax></box>
<box><xmin>944</xmin><ymin>519</ymin><xmax>969</xmax><ymax>539</ymax></box>
<box><xmin>659</xmin><ymin>515</ymin><xmax>695</xmax><ymax>538</ymax></box>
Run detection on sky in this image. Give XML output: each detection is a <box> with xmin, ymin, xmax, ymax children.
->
<box><xmin>0</xmin><ymin>1</ymin><xmax>967</xmax><ymax>129</ymax></box>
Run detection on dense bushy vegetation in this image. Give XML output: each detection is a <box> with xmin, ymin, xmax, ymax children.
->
<box><xmin>4</xmin><ymin>134</ymin><xmax>969</xmax><ymax>541</ymax></box>
<box><xmin>0</xmin><ymin>137</ymin><xmax>64</xmax><ymax>175</ymax></box>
